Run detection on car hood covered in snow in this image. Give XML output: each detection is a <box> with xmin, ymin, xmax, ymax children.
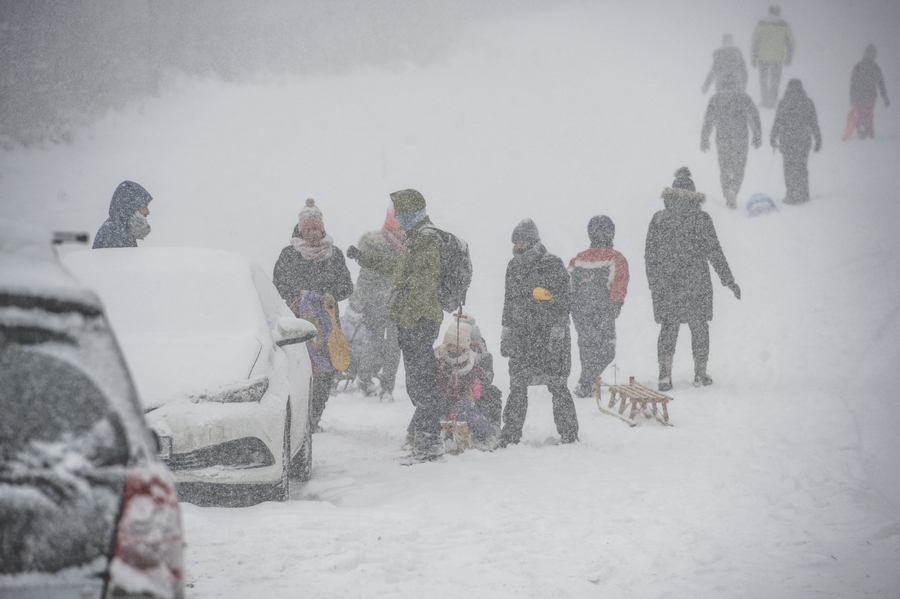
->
<box><xmin>64</xmin><ymin>247</ymin><xmax>276</xmax><ymax>409</ymax></box>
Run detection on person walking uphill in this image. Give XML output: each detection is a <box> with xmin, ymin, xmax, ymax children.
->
<box><xmin>848</xmin><ymin>44</ymin><xmax>890</xmax><ymax>140</ymax></box>
<box><xmin>701</xmin><ymin>84</ymin><xmax>762</xmax><ymax>208</ymax></box>
<box><xmin>751</xmin><ymin>4</ymin><xmax>795</xmax><ymax>108</ymax></box>
<box><xmin>346</xmin><ymin>189</ymin><xmax>446</xmax><ymax>462</ymax></box>
<box><xmin>273</xmin><ymin>199</ymin><xmax>353</xmax><ymax>431</ymax></box>
<box><xmin>568</xmin><ymin>216</ymin><xmax>629</xmax><ymax>398</ymax></box>
<box><xmin>702</xmin><ymin>34</ymin><xmax>748</xmax><ymax>95</ymax></box>
<box><xmin>500</xmin><ymin>219</ymin><xmax>578</xmax><ymax>446</ymax></box>
<box><xmin>645</xmin><ymin>168</ymin><xmax>741</xmax><ymax>391</ymax></box>
<box><xmin>770</xmin><ymin>79</ymin><xmax>822</xmax><ymax>205</ymax></box>
<box><xmin>92</xmin><ymin>181</ymin><xmax>153</xmax><ymax>249</ymax></box>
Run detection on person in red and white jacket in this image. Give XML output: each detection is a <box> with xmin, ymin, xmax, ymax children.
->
<box><xmin>567</xmin><ymin>216</ymin><xmax>630</xmax><ymax>398</ymax></box>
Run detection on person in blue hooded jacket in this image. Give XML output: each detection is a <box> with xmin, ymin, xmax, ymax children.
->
<box><xmin>92</xmin><ymin>181</ymin><xmax>153</xmax><ymax>249</ymax></box>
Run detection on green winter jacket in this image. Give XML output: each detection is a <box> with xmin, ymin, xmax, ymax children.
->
<box><xmin>751</xmin><ymin>18</ymin><xmax>795</xmax><ymax>64</ymax></box>
<box><xmin>357</xmin><ymin>218</ymin><xmax>443</xmax><ymax>329</ymax></box>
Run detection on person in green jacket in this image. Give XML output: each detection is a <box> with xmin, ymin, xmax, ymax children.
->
<box><xmin>347</xmin><ymin>189</ymin><xmax>445</xmax><ymax>462</ymax></box>
<box><xmin>751</xmin><ymin>5</ymin><xmax>795</xmax><ymax>108</ymax></box>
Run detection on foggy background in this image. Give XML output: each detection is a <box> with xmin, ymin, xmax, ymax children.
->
<box><xmin>0</xmin><ymin>0</ymin><xmax>570</xmax><ymax>146</ymax></box>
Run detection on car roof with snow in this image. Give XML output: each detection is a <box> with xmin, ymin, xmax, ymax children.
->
<box><xmin>0</xmin><ymin>220</ymin><xmax>102</xmax><ymax>312</ymax></box>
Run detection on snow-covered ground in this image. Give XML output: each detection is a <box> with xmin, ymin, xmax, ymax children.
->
<box><xmin>2</xmin><ymin>1</ymin><xmax>899</xmax><ymax>597</ymax></box>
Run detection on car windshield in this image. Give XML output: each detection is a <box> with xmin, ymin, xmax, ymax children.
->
<box><xmin>64</xmin><ymin>249</ymin><xmax>274</xmax><ymax>405</ymax></box>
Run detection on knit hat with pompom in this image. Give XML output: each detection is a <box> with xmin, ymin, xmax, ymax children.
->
<box><xmin>298</xmin><ymin>198</ymin><xmax>324</xmax><ymax>233</ymax></box>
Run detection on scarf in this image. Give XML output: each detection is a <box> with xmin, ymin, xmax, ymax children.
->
<box><xmin>290</xmin><ymin>233</ymin><xmax>335</xmax><ymax>262</ymax></box>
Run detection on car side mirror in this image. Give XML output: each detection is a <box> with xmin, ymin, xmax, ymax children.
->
<box><xmin>276</xmin><ymin>316</ymin><xmax>318</xmax><ymax>346</ymax></box>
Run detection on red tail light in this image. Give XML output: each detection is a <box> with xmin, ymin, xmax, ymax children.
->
<box><xmin>106</xmin><ymin>466</ymin><xmax>184</xmax><ymax>599</ymax></box>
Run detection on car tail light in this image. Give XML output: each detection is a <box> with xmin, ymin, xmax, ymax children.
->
<box><xmin>106</xmin><ymin>467</ymin><xmax>184</xmax><ymax>599</ymax></box>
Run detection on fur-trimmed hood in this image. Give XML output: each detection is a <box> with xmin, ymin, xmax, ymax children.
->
<box><xmin>661</xmin><ymin>187</ymin><xmax>706</xmax><ymax>211</ymax></box>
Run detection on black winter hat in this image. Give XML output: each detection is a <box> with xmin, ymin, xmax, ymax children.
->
<box><xmin>672</xmin><ymin>167</ymin><xmax>696</xmax><ymax>192</ymax></box>
<box><xmin>588</xmin><ymin>215</ymin><xmax>615</xmax><ymax>248</ymax></box>
<box><xmin>511</xmin><ymin>218</ymin><xmax>540</xmax><ymax>244</ymax></box>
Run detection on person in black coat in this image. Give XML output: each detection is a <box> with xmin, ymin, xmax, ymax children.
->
<box><xmin>701</xmin><ymin>87</ymin><xmax>762</xmax><ymax>209</ymax></box>
<box><xmin>92</xmin><ymin>181</ymin><xmax>153</xmax><ymax>249</ymax></box>
<box><xmin>645</xmin><ymin>168</ymin><xmax>741</xmax><ymax>391</ymax></box>
<box><xmin>273</xmin><ymin>198</ymin><xmax>353</xmax><ymax>430</ymax></box>
<box><xmin>850</xmin><ymin>44</ymin><xmax>890</xmax><ymax>139</ymax></box>
<box><xmin>770</xmin><ymin>79</ymin><xmax>822</xmax><ymax>205</ymax></box>
<box><xmin>499</xmin><ymin>219</ymin><xmax>578</xmax><ymax>446</ymax></box>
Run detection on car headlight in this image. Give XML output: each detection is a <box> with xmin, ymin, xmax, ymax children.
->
<box><xmin>193</xmin><ymin>376</ymin><xmax>269</xmax><ymax>404</ymax></box>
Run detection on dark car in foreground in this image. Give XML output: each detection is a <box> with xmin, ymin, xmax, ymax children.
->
<box><xmin>0</xmin><ymin>221</ymin><xmax>184</xmax><ymax>599</ymax></box>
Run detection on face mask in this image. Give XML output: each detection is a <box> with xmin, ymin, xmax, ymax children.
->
<box><xmin>396</xmin><ymin>209</ymin><xmax>426</xmax><ymax>231</ymax></box>
<box><xmin>128</xmin><ymin>211</ymin><xmax>151</xmax><ymax>240</ymax></box>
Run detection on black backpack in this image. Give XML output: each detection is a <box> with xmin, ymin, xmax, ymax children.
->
<box><xmin>421</xmin><ymin>225</ymin><xmax>473</xmax><ymax>313</ymax></box>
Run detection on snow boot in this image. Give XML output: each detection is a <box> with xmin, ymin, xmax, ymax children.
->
<box><xmin>411</xmin><ymin>431</ymin><xmax>444</xmax><ymax>462</ymax></box>
<box><xmin>658</xmin><ymin>356</ymin><xmax>673</xmax><ymax>392</ymax></box>
<box><xmin>693</xmin><ymin>358</ymin><xmax>713</xmax><ymax>387</ymax></box>
<box><xmin>573</xmin><ymin>383</ymin><xmax>593</xmax><ymax>398</ymax></box>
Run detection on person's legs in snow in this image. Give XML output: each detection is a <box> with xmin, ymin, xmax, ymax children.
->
<box><xmin>548</xmin><ymin>378</ymin><xmax>579</xmax><ymax>443</ymax></box>
<box><xmin>500</xmin><ymin>378</ymin><xmax>528</xmax><ymax>446</ymax></box>
<box><xmin>688</xmin><ymin>320</ymin><xmax>712</xmax><ymax>386</ymax></box>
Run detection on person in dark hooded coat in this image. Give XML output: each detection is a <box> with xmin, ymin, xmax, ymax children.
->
<box><xmin>568</xmin><ymin>215</ymin><xmax>630</xmax><ymax>398</ymax></box>
<box><xmin>849</xmin><ymin>44</ymin><xmax>890</xmax><ymax>139</ymax></box>
<box><xmin>499</xmin><ymin>219</ymin><xmax>578</xmax><ymax>446</ymax></box>
<box><xmin>92</xmin><ymin>181</ymin><xmax>153</xmax><ymax>249</ymax></box>
<box><xmin>645</xmin><ymin>168</ymin><xmax>741</xmax><ymax>391</ymax></box>
<box><xmin>273</xmin><ymin>198</ymin><xmax>353</xmax><ymax>431</ymax></box>
<box><xmin>702</xmin><ymin>34</ymin><xmax>748</xmax><ymax>94</ymax></box>
<box><xmin>701</xmin><ymin>85</ymin><xmax>762</xmax><ymax>209</ymax></box>
<box><xmin>770</xmin><ymin>79</ymin><xmax>822</xmax><ymax>205</ymax></box>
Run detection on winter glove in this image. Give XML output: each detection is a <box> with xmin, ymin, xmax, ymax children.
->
<box><xmin>322</xmin><ymin>293</ymin><xmax>336</xmax><ymax>310</ymax></box>
<box><xmin>532</xmin><ymin>287</ymin><xmax>554</xmax><ymax>301</ymax></box>
<box><xmin>726</xmin><ymin>282</ymin><xmax>741</xmax><ymax>300</ymax></box>
<box><xmin>611</xmin><ymin>302</ymin><xmax>623</xmax><ymax>319</ymax></box>
<box><xmin>549</xmin><ymin>326</ymin><xmax>565</xmax><ymax>340</ymax></box>
<box><xmin>752</xmin><ymin>136</ymin><xmax>762</xmax><ymax>149</ymax></box>
<box><xmin>814</xmin><ymin>140</ymin><xmax>822</xmax><ymax>152</ymax></box>
<box><xmin>500</xmin><ymin>327</ymin><xmax>512</xmax><ymax>358</ymax></box>
<box><xmin>346</xmin><ymin>245</ymin><xmax>361</xmax><ymax>261</ymax></box>
<box><xmin>700</xmin><ymin>139</ymin><xmax>710</xmax><ymax>152</ymax></box>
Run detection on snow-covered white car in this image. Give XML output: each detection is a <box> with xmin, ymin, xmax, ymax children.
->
<box><xmin>0</xmin><ymin>222</ymin><xmax>184</xmax><ymax>599</ymax></box>
<box><xmin>64</xmin><ymin>247</ymin><xmax>318</xmax><ymax>506</ymax></box>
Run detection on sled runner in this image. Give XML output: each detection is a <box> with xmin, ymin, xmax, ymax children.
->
<box><xmin>595</xmin><ymin>376</ymin><xmax>673</xmax><ymax>426</ymax></box>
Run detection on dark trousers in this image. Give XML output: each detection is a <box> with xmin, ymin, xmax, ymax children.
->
<box><xmin>855</xmin><ymin>99</ymin><xmax>876</xmax><ymax>138</ymax></box>
<box><xmin>397</xmin><ymin>318</ymin><xmax>441</xmax><ymax>436</ymax></box>
<box><xmin>782</xmin><ymin>147</ymin><xmax>811</xmax><ymax>204</ymax></box>
<box><xmin>310</xmin><ymin>370</ymin><xmax>335</xmax><ymax>428</ymax></box>
<box><xmin>573</xmin><ymin>315</ymin><xmax>616</xmax><ymax>391</ymax></box>
<box><xmin>759</xmin><ymin>61</ymin><xmax>783</xmax><ymax>108</ymax></box>
<box><xmin>657</xmin><ymin>321</ymin><xmax>709</xmax><ymax>360</ymax></box>
<box><xmin>717</xmin><ymin>142</ymin><xmax>749</xmax><ymax>201</ymax></box>
<box><xmin>359</xmin><ymin>310</ymin><xmax>401</xmax><ymax>393</ymax></box>
<box><xmin>502</xmin><ymin>377</ymin><xmax>579</xmax><ymax>444</ymax></box>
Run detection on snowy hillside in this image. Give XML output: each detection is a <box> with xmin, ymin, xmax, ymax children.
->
<box><xmin>1</xmin><ymin>0</ymin><xmax>899</xmax><ymax>597</ymax></box>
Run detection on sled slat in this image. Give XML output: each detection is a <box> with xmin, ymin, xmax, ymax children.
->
<box><xmin>595</xmin><ymin>377</ymin><xmax>673</xmax><ymax>426</ymax></box>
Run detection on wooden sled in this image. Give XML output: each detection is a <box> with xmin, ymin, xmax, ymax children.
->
<box><xmin>595</xmin><ymin>376</ymin><xmax>673</xmax><ymax>427</ymax></box>
<box><xmin>440</xmin><ymin>419</ymin><xmax>472</xmax><ymax>455</ymax></box>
